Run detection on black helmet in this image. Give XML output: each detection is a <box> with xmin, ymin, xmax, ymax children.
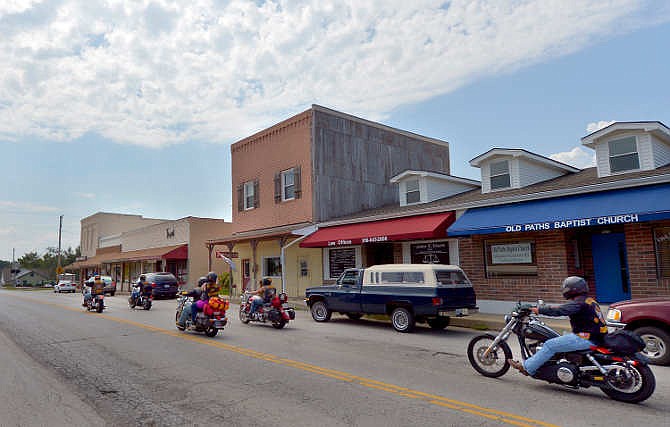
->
<box><xmin>561</xmin><ymin>276</ymin><xmax>588</xmax><ymax>299</ymax></box>
<box><xmin>197</xmin><ymin>276</ymin><xmax>207</xmax><ymax>286</ymax></box>
<box><xmin>139</xmin><ymin>274</ymin><xmax>146</xmax><ymax>282</ymax></box>
<box><xmin>262</xmin><ymin>278</ymin><xmax>272</xmax><ymax>286</ymax></box>
<box><xmin>206</xmin><ymin>271</ymin><xmax>218</xmax><ymax>283</ymax></box>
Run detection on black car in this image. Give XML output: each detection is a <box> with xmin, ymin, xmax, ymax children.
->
<box><xmin>144</xmin><ymin>272</ymin><xmax>179</xmax><ymax>298</ymax></box>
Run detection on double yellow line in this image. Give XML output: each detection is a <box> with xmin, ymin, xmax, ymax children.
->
<box><xmin>23</xmin><ymin>295</ymin><xmax>559</xmax><ymax>427</ymax></box>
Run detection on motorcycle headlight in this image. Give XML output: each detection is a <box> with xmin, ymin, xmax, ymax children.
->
<box><xmin>606</xmin><ymin>308</ymin><xmax>622</xmax><ymax>322</ymax></box>
<box><xmin>504</xmin><ymin>314</ymin><xmax>511</xmax><ymax>323</ymax></box>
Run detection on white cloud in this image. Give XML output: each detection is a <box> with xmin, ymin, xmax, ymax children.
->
<box><xmin>74</xmin><ymin>192</ymin><xmax>96</xmax><ymax>199</ymax></box>
<box><xmin>550</xmin><ymin>146</ymin><xmax>596</xmax><ymax>169</ymax></box>
<box><xmin>0</xmin><ymin>201</ymin><xmax>59</xmax><ymax>213</ymax></box>
<box><xmin>0</xmin><ymin>1</ymin><xmax>668</xmax><ymax>147</ymax></box>
<box><xmin>586</xmin><ymin>120</ymin><xmax>616</xmax><ymax>134</ymax></box>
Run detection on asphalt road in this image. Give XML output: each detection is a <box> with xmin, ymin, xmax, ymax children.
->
<box><xmin>0</xmin><ymin>290</ymin><xmax>668</xmax><ymax>427</ymax></box>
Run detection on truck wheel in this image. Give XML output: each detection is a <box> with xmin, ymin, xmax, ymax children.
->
<box><xmin>310</xmin><ymin>301</ymin><xmax>331</xmax><ymax>322</ymax></box>
<box><xmin>391</xmin><ymin>307</ymin><xmax>415</xmax><ymax>333</ymax></box>
<box><xmin>427</xmin><ymin>317</ymin><xmax>450</xmax><ymax>330</ymax></box>
<box><xmin>634</xmin><ymin>326</ymin><xmax>670</xmax><ymax>365</ymax></box>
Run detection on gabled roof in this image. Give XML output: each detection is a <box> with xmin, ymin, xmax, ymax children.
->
<box><xmin>469</xmin><ymin>148</ymin><xmax>580</xmax><ymax>173</ymax></box>
<box><xmin>390</xmin><ymin>170</ymin><xmax>480</xmax><ymax>186</ymax></box>
<box><xmin>581</xmin><ymin>121</ymin><xmax>670</xmax><ymax>147</ymax></box>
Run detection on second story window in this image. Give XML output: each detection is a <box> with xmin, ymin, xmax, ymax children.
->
<box><xmin>282</xmin><ymin>168</ymin><xmax>295</xmax><ymax>201</ymax></box>
<box><xmin>405</xmin><ymin>179</ymin><xmax>420</xmax><ymax>204</ymax></box>
<box><xmin>490</xmin><ymin>160</ymin><xmax>510</xmax><ymax>190</ymax></box>
<box><xmin>274</xmin><ymin>166</ymin><xmax>302</xmax><ymax>203</ymax></box>
<box><xmin>609</xmin><ymin>136</ymin><xmax>640</xmax><ymax>173</ymax></box>
<box><xmin>238</xmin><ymin>179</ymin><xmax>259</xmax><ymax>211</ymax></box>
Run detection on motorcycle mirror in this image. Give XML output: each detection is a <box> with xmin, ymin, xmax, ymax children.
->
<box><xmin>537</xmin><ymin>299</ymin><xmax>544</xmax><ymax>306</ymax></box>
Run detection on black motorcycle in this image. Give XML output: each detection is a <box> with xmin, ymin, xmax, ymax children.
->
<box><xmin>175</xmin><ymin>293</ymin><xmax>228</xmax><ymax>338</ymax></box>
<box><xmin>85</xmin><ymin>293</ymin><xmax>105</xmax><ymax>313</ymax></box>
<box><xmin>467</xmin><ymin>302</ymin><xmax>656</xmax><ymax>403</ymax></box>
<box><xmin>128</xmin><ymin>292</ymin><xmax>152</xmax><ymax>310</ymax></box>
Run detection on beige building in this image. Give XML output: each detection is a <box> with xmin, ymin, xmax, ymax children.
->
<box><xmin>69</xmin><ymin>213</ymin><xmax>231</xmax><ymax>291</ymax></box>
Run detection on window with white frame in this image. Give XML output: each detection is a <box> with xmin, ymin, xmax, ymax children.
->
<box><xmin>405</xmin><ymin>179</ymin><xmax>420</xmax><ymax>204</ymax></box>
<box><xmin>282</xmin><ymin>168</ymin><xmax>295</xmax><ymax>201</ymax></box>
<box><xmin>609</xmin><ymin>136</ymin><xmax>640</xmax><ymax>173</ymax></box>
<box><xmin>263</xmin><ymin>257</ymin><xmax>281</xmax><ymax>277</ymax></box>
<box><xmin>490</xmin><ymin>160</ymin><xmax>511</xmax><ymax>190</ymax></box>
<box><xmin>244</xmin><ymin>181</ymin><xmax>255</xmax><ymax>210</ymax></box>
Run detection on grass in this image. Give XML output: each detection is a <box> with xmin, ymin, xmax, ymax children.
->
<box><xmin>1</xmin><ymin>286</ymin><xmax>53</xmax><ymax>291</ymax></box>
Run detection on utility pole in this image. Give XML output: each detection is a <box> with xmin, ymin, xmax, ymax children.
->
<box><xmin>57</xmin><ymin>215</ymin><xmax>63</xmax><ymax>278</ymax></box>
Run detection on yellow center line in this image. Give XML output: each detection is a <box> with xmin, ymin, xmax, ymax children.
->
<box><xmin>17</xmin><ymin>295</ymin><xmax>560</xmax><ymax>427</ymax></box>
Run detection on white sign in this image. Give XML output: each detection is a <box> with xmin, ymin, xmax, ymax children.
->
<box><xmin>491</xmin><ymin>243</ymin><xmax>532</xmax><ymax>264</ymax></box>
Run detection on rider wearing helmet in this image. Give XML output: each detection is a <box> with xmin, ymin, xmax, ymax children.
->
<box><xmin>202</xmin><ymin>271</ymin><xmax>220</xmax><ymax>299</ymax></box>
<box><xmin>509</xmin><ymin>276</ymin><xmax>607</xmax><ymax>377</ymax></box>
<box><xmin>249</xmin><ymin>278</ymin><xmax>275</xmax><ymax>319</ymax></box>
<box><xmin>186</xmin><ymin>276</ymin><xmax>209</xmax><ymax>325</ymax></box>
<box><xmin>83</xmin><ymin>274</ymin><xmax>105</xmax><ymax>307</ymax></box>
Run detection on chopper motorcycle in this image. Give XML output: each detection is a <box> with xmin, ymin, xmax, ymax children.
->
<box><xmin>128</xmin><ymin>285</ymin><xmax>152</xmax><ymax>310</ymax></box>
<box><xmin>84</xmin><ymin>292</ymin><xmax>105</xmax><ymax>313</ymax></box>
<box><xmin>467</xmin><ymin>302</ymin><xmax>655</xmax><ymax>403</ymax></box>
<box><xmin>239</xmin><ymin>291</ymin><xmax>295</xmax><ymax>329</ymax></box>
<box><xmin>175</xmin><ymin>292</ymin><xmax>229</xmax><ymax>337</ymax></box>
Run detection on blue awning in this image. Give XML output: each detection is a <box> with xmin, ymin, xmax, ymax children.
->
<box><xmin>448</xmin><ymin>183</ymin><xmax>670</xmax><ymax>236</ymax></box>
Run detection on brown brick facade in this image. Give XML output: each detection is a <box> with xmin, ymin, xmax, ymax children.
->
<box><xmin>458</xmin><ymin>221</ymin><xmax>670</xmax><ymax>304</ymax></box>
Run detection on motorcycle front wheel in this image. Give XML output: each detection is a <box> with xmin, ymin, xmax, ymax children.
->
<box><xmin>128</xmin><ymin>297</ymin><xmax>136</xmax><ymax>309</ymax></box>
<box><xmin>467</xmin><ymin>334</ymin><xmax>512</xmax><ymax>378</ymax></box>
<box><xmin>601</xmin><ymin>363</ymin><xmax>656</xmax><ymax>403</ymax></box>
<box><xmin>175</xmin><ymin>311</ymin><xmax>186</xmax><ymax>331</ymax></box>
<box><xmin>239</xmin><ymin>306</ymin><xmax>251</xmax><ymax>324</ymax></box>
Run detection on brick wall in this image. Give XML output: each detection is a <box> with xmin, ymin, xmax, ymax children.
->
<box><xmin>625</xmin><ymin>220</ymin><xmax>670</xmax><ymax>298</ymax></box>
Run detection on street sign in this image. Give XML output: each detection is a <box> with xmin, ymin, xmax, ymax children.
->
<box><xmin>56</xmin><ymin>266</ymin><xmax>64</xmax><ymax>275</ymax></box>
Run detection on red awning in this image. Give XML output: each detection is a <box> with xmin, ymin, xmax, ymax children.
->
<box><xmin>300</xmin><ymin>212</ymin><xmax>455</xmax><ymax>248</ymax></box>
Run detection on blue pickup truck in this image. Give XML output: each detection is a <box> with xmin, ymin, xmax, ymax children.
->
<box><xmin>305</xmin><ymin>264</ymin><xmax>478</xmax><ymax>332</ymax></box>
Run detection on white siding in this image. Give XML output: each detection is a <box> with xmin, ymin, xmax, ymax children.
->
<box><xmin>517</xmin><ymin>158</ymin><xmax>565</xmax><ymax>187</ymax></box>
<box><xmin>594</xmin><ymin>132</ymin><xmax>655</xmax><ymax>177</ymax></box>
<box><xmin>425</xmin><ymin>177</ymin><xmax>477</xmax><ymax>201</ymax></box>
<box><xmin>651</xmin><ymin>135</ymin><xmax>670</xmax><ymax>167</ymax></box>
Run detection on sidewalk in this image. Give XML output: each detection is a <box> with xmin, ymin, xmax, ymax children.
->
<box><xmin>287</xmin><ymin>297</ymin><xmax>573</xmax><ymax>333</ymax></box>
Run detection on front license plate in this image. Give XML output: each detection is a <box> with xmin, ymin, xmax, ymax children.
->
<box><xmin>456</xmin><ymin>308</ymin><xmax>468</xmax><ymax>316</ymax></box>
<box><xmin>164</xmin><ymin>284</ymin><xmax>170</xmax><ymax>288</ymax></box>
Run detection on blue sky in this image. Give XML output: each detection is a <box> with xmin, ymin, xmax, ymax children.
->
<box><xmin>2</xmin><ymin>1</ymin><xmax>670</xmax><ymax>260</ymax></box>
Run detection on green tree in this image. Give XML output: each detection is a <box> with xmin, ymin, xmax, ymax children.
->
<box><xmin>17</xmin><ymin>246</ymin><xmax>81</xmax><ymax>279</ymax></box>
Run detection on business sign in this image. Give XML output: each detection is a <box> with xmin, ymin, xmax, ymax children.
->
<box><xmin>215</xmin><ymin>250</ymin><xmax>239</xmax><ymax>259</ymax></box>
<box><xmin>504</xmin><ymin>214</ymin><xmax>641</xmax><ymax>233</ymax></box>
<box><xmin>490</xmin><ymin>243</ymin><xmax>532</xmax><ymax>264</ymax></box>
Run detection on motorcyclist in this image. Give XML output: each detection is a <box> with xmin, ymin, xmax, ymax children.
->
<box><xmin>83</xmin><ymin>275</ymin><xmax>105</xmax><ymax>307</ymax></box>
<box><xmin>509</xmin><ymin>276</ymin><xmax>607</xmax><ymax>376</ymax></box>
<box><xmin>131</xmin><ymin>274</ymin><xmax>148</xmax><ymax>305</ymax></box>
<box><xmin>249</xmin><ymin>278</ymin><xmax>275</xmax><ymax>319</ymax></box>
<box><xmin>178</xmin><ymin>276</ymin><xmax>206</xmax><ymax>327</ymax></box>
<box><xmin>191</xmin><ymin>272</ymin><xmax>219</xmax><ymax>324</ymax></box>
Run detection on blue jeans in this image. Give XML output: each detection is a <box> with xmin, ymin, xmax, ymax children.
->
<box><xmin>524</xmin><ymin>333</ymin><xmax>593</xmax><ymax>375</ymax></box>
<box><xmin>249</xmin><ymin>296</ymin><xmax>263</xmax><ymax>314</ymax></box>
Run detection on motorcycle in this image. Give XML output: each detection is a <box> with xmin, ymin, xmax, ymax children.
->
<box><xmin>85</xmin><ymin>293</ymin><xmax>105</xmax><ymax>313</ymax></box>
<box><xmin>175</xmin><ymin>293</ymin><xmax>228</xmax><ymax>337</ymax></box>
<box><xmin>128</xmin><ymin>290</ymin><xmax>152</xmax><ymax>310</ymax></box>
<box><xmin>239</xmin><ymin>291</ymin><xmax>296</xmax><ymax>329</ymax></box>
<box><xmin>467</xmin><ymin>301</ymin><xmax>656</xmax><ymax>403</ymax></box>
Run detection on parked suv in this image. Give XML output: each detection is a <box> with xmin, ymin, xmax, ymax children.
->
<box><xmin>84</xmin><ymin>275</ymin><xmax>117</xmax><ymax>296</ymax></box>
<box><xmin>606</xmin><ymin>297</ymin><xmax>670</xmax><ymax>365</ymax></box>
<box><xmin>144</xmin><ymin>272</ymin><xmax>179</xmax><ymax>298</ymax></box>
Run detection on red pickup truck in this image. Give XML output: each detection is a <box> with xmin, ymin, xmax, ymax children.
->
<box><xmin>606</xmin><ymin>297</ymin><xmax>670</xmax><ymax>365</ymax></box>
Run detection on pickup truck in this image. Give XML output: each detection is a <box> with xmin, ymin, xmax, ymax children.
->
<box><xmin>305</xmin><ymin>264</ymin><xmax>478</xmax><ymax>332</ymax></box>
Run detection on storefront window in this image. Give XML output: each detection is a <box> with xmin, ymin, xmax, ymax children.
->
<box><xmin>654</xmin><ymin>228</ymin><xmax>670</xmax><ymax>279</ymax></box>
<box><xmin>328</xmin><ymin>248</ymin><xmax>357</xmax><ymax>279</ymax></box>
<box><xmin>411</xmin><ymin>242</ymin><xmax>449</xmax><ymax>264</ymax></box>
<box><xmin>485</xmin><ymin>240</ymin><xmax>537</xmax><ymax>277</ymax></box>
<box><xmin>263</xmin><ymin>257</ymin><xmax>282</xmax><ymax>277</ymax></box>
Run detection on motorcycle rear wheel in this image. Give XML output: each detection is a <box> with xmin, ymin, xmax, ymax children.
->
<box><xmin>467</xmin><ymin>334</ymin><xmax>512</xmax><ymax>378</ymax></box>
<box><xmin>601</xmin><ymin>363</ymin><xmax>655</xmax><ymax>403</ymax></box>
<box><xmin>96</xmin><ymin>303</ymin><xmax>104</xmax><ymax>313</ymax></box>
<box><xmin>205</xmin><ymin>327</ymin><xmax>218</xmax><ymax>337</ymax></box>
<box><xmin>272</xmin><ymin>319</ymin><xmax>287</xmax><ymax>329</ymax></box>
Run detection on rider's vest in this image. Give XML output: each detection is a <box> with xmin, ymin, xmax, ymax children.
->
<box><xmin>205</xmin><ymin>282</ymin><xmax>220</xmax><ymax>298</ymax></box>
<box><xmin>92</xmin><ymin>280</ymin><xmax>104</xmax><ymax>295</ymax></box>
<box><xmin>263</xmin><ymin>285</ymin><xmax>276</xmax><ymax>302</ymax></box>
<box><xmin>572</xmin><ymin>296</ymin><xmax>608</xmax><ymax>344</ymax></box>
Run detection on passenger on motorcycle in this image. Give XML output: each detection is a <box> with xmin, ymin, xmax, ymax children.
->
<box><xmin>509</xmin><ymin>276</ymin><xmax>607</xmax><ymax>376</ymax></box>
<box><xmin>83</xmin><ymin>275</ymin><xmax>104</xmax><ymax>307</ymax></box>
<box><xmin>249</xmin><ymin>278</ymin><xmax>276</xmax><ymax>319</ymax></box>
<box><xmin>191</xmin><ymin>272</ymin><xmax>219</xmax><ymax>324</ymax></box>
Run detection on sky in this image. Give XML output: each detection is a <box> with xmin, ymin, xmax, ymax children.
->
<box><xmin>2</xmin><ymin>0</ymin><xmax>670</xmax><ymax>261</ymax></box>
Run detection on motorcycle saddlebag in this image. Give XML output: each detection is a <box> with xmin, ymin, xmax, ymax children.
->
<box><xmin>603</xmin><ymin>330</ymin><xmax>646</xmax><ymax>354</ymax></box>
<box><xmin>287</xmin><ymin>308</ymin><xmax>296</xmax><ymax>320</ymax></box>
